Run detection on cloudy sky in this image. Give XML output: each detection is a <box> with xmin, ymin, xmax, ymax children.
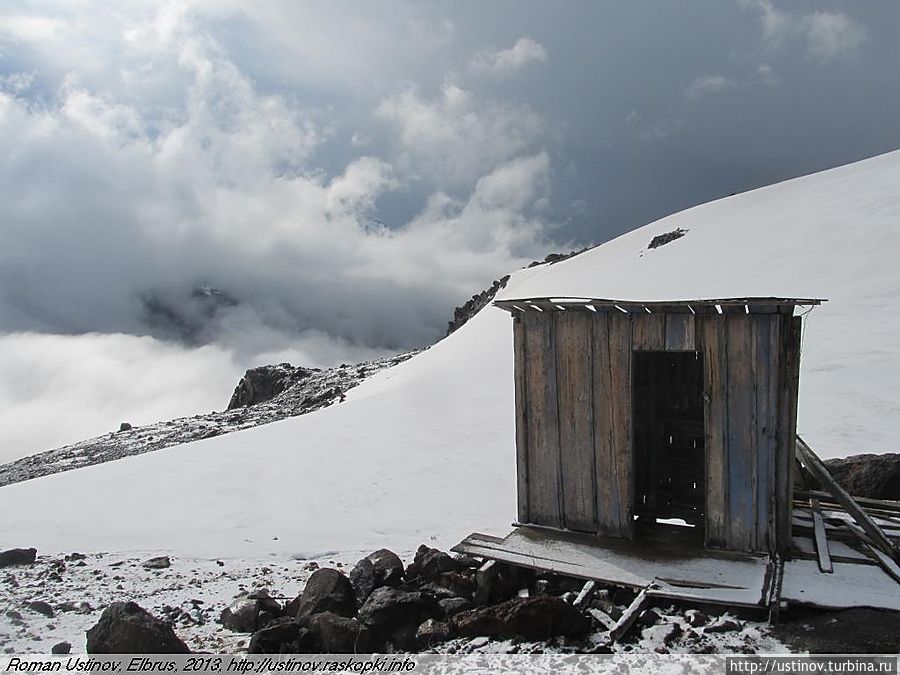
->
<box><xmin>2</xmin><ymin>0</ymin><xmax>899</xmax><ymax>457</ymax></box>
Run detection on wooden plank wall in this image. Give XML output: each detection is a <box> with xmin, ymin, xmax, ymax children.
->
<box><xmin>513</xmin><ymin>307</ymin><xmax>800</xmax><ymax>554</ymax></box>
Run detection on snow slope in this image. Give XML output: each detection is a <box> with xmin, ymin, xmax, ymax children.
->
<box><xmin>1</xmin><ymin>149</ymin><xmax>899</xmax><ymax>559</ymax></box>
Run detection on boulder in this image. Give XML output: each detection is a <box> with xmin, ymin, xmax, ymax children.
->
<box><xmin>824</xmin><ymin>453</ymin><xmax>900</xmax><ymax>501</ymax></box>
<box><xmin>248</xmin><ymin>619</ymin><xmax>315</xmax><ymax>654</ymax></box>
<box><xmin>142</xmin><ymin>556</ymin><xmax>170</xmax><ymax>570</ymax></box>
<box><xmin>86</xmin><ymin>602</ymin><xmax>190</xmax><ymax>654</ymax></box>
<box><xmin>51</xmin><ymin>642</ymin><xmax>72</xmax><ymax>655</ymax></box>
<box><xmin>306</xmin><ymin>612</ymin><xmax>375</xmax><ymax>653</ymax></box>
<box><xmin>26</xmin><ymin>601</ymin><xmax>54</xmax><ymax>618</ymax></box>
<box><xmin>349</xmin><ymin>549</ymin><xmax>404</xmax><ymax>605</ymax></box>
<box><xmin>405</xmin><ymin>545</ymin><xmax>459</xmax><ymax>582</ymax></box>
<box><xmin>438</xmin><ymin>597</ymin><xmax>471</xmax><ymax>617</ymax></box>
<box><xmin>705</xmin><ymin>617</ymin><xmax>742</xmax><ymax>633</ymax></box>
<box><xmin>220</xmin><ymin>591</ymin><xmax>281</xmax><ymax>633</ymax></box>
<box><xmin>451</xmin><ymin>596</ymin><xmax>591</xmax><ymax>641</ymax></box>
<box><xmin>285</xmin><ymin>569</ymin><xmax>355</xmax><ymax>619</ymax></box>
<box><xmin>357</xmin><ymin>587</ymin><xmax>441</xmax><ymax>638</ymax></box>
<box><xmin>0</xmin><ymin>548</ymin><xmax>37</xmax><ymax>568</ymax></box>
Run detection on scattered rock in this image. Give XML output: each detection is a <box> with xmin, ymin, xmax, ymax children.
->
<box><xmin>684</xmin><ymin>609</ymin><xmax>707</xmax><ymax>628</ymax></box>
<box><xmin>358</xmin><ymin>587</ymin><xmax>441</xmax><ymax>638</ymax></box>
<box><xmin>6</xmin><ymin>610</ymin><xmax>23</xmax><ymax>621</ymax></box>
<box><xmin>705</xmin><ymin>617</ymin><xmax>742</xmax><ymax>633</ymax></box>
<box><xmin>51</xmin><ymin>642</ymin><xmax>72</xmax><ymax>655</ymax></box>
<box><xmin>416</xmin><ymin>619</ymin><xmax>453</xmax><ymax>650</ymax></box>
<box><xmin>86</xmin><ymin>602</ymin><xmax>190</xmax><ymax>654</ymax></box>
<box><xmin>451</xmin><ymin>596</ymin><xmax>590</xmax><ymax>641</ymax></box>
<box><xmin>285</xmin><ymin>568</ymin><xmax>356</xmax><ymax>619</ymax></box>
<box><xmin>26</xmin><ymin>601</ymin><xmax>54</xmax><ymax>618</ymax></box>
<box><xmin>0</xmin><ymin>548</ymin><xmax>37</xmax><ymax>567</ymax></box>
<box><xmin>306</xmin><ymin>612</ymin><xmax>375</xmax><ymax>653</ymax></box>
<box><xmin>118</xmin><ymin>423</ymin><xmax>132</xmax><ymax>432</ymax></box>
<box><xmin>349</xmin><ymin>549</ymin><xmax>404</xmax><ymax>605</ymax></box>
<box><xmin>648</xmin><ymin>228</ymin><xmax>688</xmax><ymax>250</ymax></box>
<box><xmin>142</xmin><ymin>556</ymin><xmax>170</xmax><ymax>570</ymax></box>
<box><xmin>65</xmin><ymin>553</ymin><xmax>87</xmax><ymax>561</ymax></box>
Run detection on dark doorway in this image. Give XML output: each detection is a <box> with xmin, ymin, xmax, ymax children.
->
<box><xmin>633</xmin><ymin>351</ymin><xmax>705</xmax><ymax>532</ymax></box>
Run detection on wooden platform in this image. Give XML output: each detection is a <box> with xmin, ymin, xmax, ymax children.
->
<box><xmin>452</xmin><ymin>524</ymin><xmax>773</xmax><ymax>608</ymax></box>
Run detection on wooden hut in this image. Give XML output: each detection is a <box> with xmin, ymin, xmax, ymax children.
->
<box><xmin>492</xmin><ymin>297</ymin><xmax>824</xmax><ymax>556</ymax></box>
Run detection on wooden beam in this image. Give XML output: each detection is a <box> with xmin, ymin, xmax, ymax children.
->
<box><xmin>842</xmin><ymin>521</ymin><xmax>900</xmax><ymax>585</ymax></box>
<box><xmin>607</xmin><ymin>588</ymin><xmax>649</xmax><ymax>642</ymax></box>
<box><xmin>809</xmin><ymin>498</ymin><xmax>833</xmax><ymax>573</ymax></box>
<box><xmin>796</xmin><ymin>436</ymin><xmax>900</xmax><ymax>562</ymax></box>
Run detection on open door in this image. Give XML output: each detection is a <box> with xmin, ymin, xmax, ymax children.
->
<box><xmin>633</xmin><ymin>351</ymin><xmax>706</xmax><ymax>534</ymax></box>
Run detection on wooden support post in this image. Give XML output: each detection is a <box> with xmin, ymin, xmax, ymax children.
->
<box><xmin>809</xmin><ymin>498</ymin><xmax>833</xmax><ymax>573</ymax></box>
<box><xmin>796</xmin><ymin>436</ymin><xmax>899</xmax><ymax>562</ymax></box>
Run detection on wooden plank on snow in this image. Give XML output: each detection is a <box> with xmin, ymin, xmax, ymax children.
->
<box><xmin>555</xmin><ymin>311</ymin><xmax>596</xmax><ymax>533</ymax></box>
<box><xmin>809</xmin><ymin>498</ymin><xmax>833</xmax><ymax>573</ymax></box>
<box><xmin>523</xmin><ymin>311</ymin><xmax>563</xmax><ymax>528</ymax></box>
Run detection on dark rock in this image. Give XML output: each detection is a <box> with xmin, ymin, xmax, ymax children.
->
<box><xmin>663</xmin><ymin>623</ymin><xmax>683</xmax><ymax>646</ymax></box>
<box><xmin>306</xmin><ymin>612</ymin><xmax>375</xmax><ymax>653</ymax></box>
<box><xmin>451</xmin><ymin>596</ymin><xmax>591</xmax><ymax>641</ymax></box>
<box><xmin>0</xmin><ymin>548</ymin><xmax>37</xmax><ymax>567</ymax></box>
<box><xmin>118</xmin><ymin>422</ymin><xmax>132</xmax><ymax>432</ymax></box>
<box><xmin>705</xmin><ymin>617</ymin><xmax>742</xmax><ymax>633</ymax></box>
<box><xmin>387</xmin><ymin>624</ymin><xmax>418</xmax><ymax>652</ymax></box>
<box><xmin>774</xmin><ymin>608</ymin><xmax>900</xmax><ymax>654</ymax></box>
<box><xmin>475</xmin><ymin>561</ymin><xmax>528</xmax><ymax>605</ymax></box>
<box><xmin>65</xmin><ymin>553</ymin><xmax>87</xmax><ymax>561</ymax></box>
<box><xmin>142</xmin><ymin>556</ymin><xmax>170</xmax><ymax>570</ymax></box>
<box><xmin>228</xmin><ymin>363</ymin><xmax>316</xmax><ymax>409</ymax></box>
<box><xmin>220</xmin><ymin>596</ymin><xmax>263</xmax><ymax>633</ymax></box>
<box><xmin>684</xmin><ymin>609</ymin><xmax>707</xmax><ymax>627</ymax></box>
<box><xmin>26</xmin><ymin>601</ymin><xmax>54</xmax><ymax>618</ymax></box>
<box><xmin>638</xmin><ymin>608</ymin><xmax>660</xmax><ymax>626</ymax></box>
<box><xmin>824</xmin><ymin>453</ymin><xmax>900</xmax><ymax>501</ymax></box>
<box><xmin>51</xmin><ymin>642</ymin><xmax>72</xmax><ymax>655</ymax></box>
<box><xmin>648</xmin><ymin>228</ymin><xmax>688</xmax><ymax>250</ymax></box>
<box><xmin>453</xmin><ymin>554</ymin><xmax>481</xmax><ymax>569</ymax></box>
<box><xmin>349</xmin><ymin>549</ymin><xmax>404</xmax><ymax>605</ymax></box>
<box><xmin>285</xmin><ymin>568</ymin><xmax>356</xmax><ymax>619</ymax></box>
<box><xmin>416</xmin><ymin>619</ymin><xmax>452</xmax><ymax>650</ymax></box>
<box><xmin>358</xmin><ymin>587</ymin><xmax>441</xmax><ymax>638</ymax></box>
<box><xmin>85</xmin><ymin>602</ymin><xmax>190</xmax><ymax>654</ymax></box>
<box><xmin>438</xmin><ymin>597</ymin><xmax>472</xmax><ymax>617</ymax></box>
<box><xmin>248</xmin><ymin>618</ymin><xmax>313</xmax><ymax>654</ymax></box>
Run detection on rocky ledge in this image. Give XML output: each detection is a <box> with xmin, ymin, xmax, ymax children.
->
<box><xmin>0</xmin><ymin>351</ymin><xmax>416</xmax><ymax>488</ymax></box>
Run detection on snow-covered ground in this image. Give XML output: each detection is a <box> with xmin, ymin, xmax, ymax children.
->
<box><xmin>1</xmin><ymin>149</ymin><xmax>899</xmax><ymax>573</ymax></box>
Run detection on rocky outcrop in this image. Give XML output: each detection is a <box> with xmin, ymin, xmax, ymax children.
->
<box><xmin>349</xmin><ymin>549</ymin><xmax>405</xmax><ymax>606</ymax></box>
<box><xmin>451</xmin><ymin>595</ymin><xmax>591</xmax><ymax>641</ymax></box>
<box><xmin>824</xmin><ymin>453</ymin><xmax>900</xmax><ymax>501</ymax></box>
<box><xmin>446</xmin><ymin>276</ymin><xmax>510</xmax><ymax>336</ymax></box>
<box><xmin>227</xmin><ymin>364</ymin><xmax>318</xmax><ymax>410</ymax></box>
<box><xmin>285</xmin><ymin>568</ymin><xmax>356</xmax><ymax>620</ymax></box>
<box><xmin>648</xmin><ymin>228</ymin><xmax>688</xmax><ymax>249</ymax></box>
<box><xmin>86</xmin><ymin>601</ymin><xmax>190</xmax><ymax>654</ymax></box>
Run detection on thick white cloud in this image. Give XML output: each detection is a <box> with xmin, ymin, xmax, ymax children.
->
<box><xmin>376</xmin><ymin>81</ymin><xmax>544</xmax><ymax>187</ymax></box>
<box><xmin>470</xmin><ymin>37</ymin><xmax>547</xmax><ymax>76</ymax></box>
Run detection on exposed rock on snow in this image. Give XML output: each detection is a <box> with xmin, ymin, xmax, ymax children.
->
<box><xmin>0</xmin><ymin>548</ymin><xmax>37</xmax><ymax>567</ymax></box>
<box><xmin>220</xmin><ymin>590</ymin><xmax>282</xmax><ymax>633</ymax></box>
<box><xmin>0</xmin><ymin>351</ymin><xmax>416</xmax><ymax>489</ymax></box>
<box><xmin>825</xmin><ymin>453</ymin><xmax>900</xmax><ymax>500</ymax></box>
<box><xmin>446</xmin><ymin>275</ymin><xmax>510</xmax><ymax>336</ymax></box>
<box><xmin>774</xmin><ymin>608</ymin><xmax>900</xmax><ymax>653</ymax></box>
<box><xmin>285</xmin><ymin>568</ymin><xmax>356</xmax><ymax>620</ymax></box>
<box><xmin>647</xmin><ymin>228</ymin><xmax>688</xmax><ymax>249</ymax></box>
<box><xmin>142</xmin><ymin>556</ymin><xmax>171</xmax><ymax>570</ymax></box>
<box><xmin>227</xmin><ymin>363</ymin><xmax>318</xmax><ymax>410</ymax></box>
<box><xmin>349</xmin><ymin>549</ymin><xmax>404</xmax><ymax>606</ymax></box>
<box><xmin>86</xmin><ymin>601</ymin><xmax>190</xmax><ymax>654</ymax></box>
<box><xmin>405</xmin><ymin>544</ymin><xmax>460</xmax><ymax>581</ymax></box>
<box><xmin>306</xmin><ymin>611</ymin><xmax>375</xmax><ymax>653</ymax></box>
